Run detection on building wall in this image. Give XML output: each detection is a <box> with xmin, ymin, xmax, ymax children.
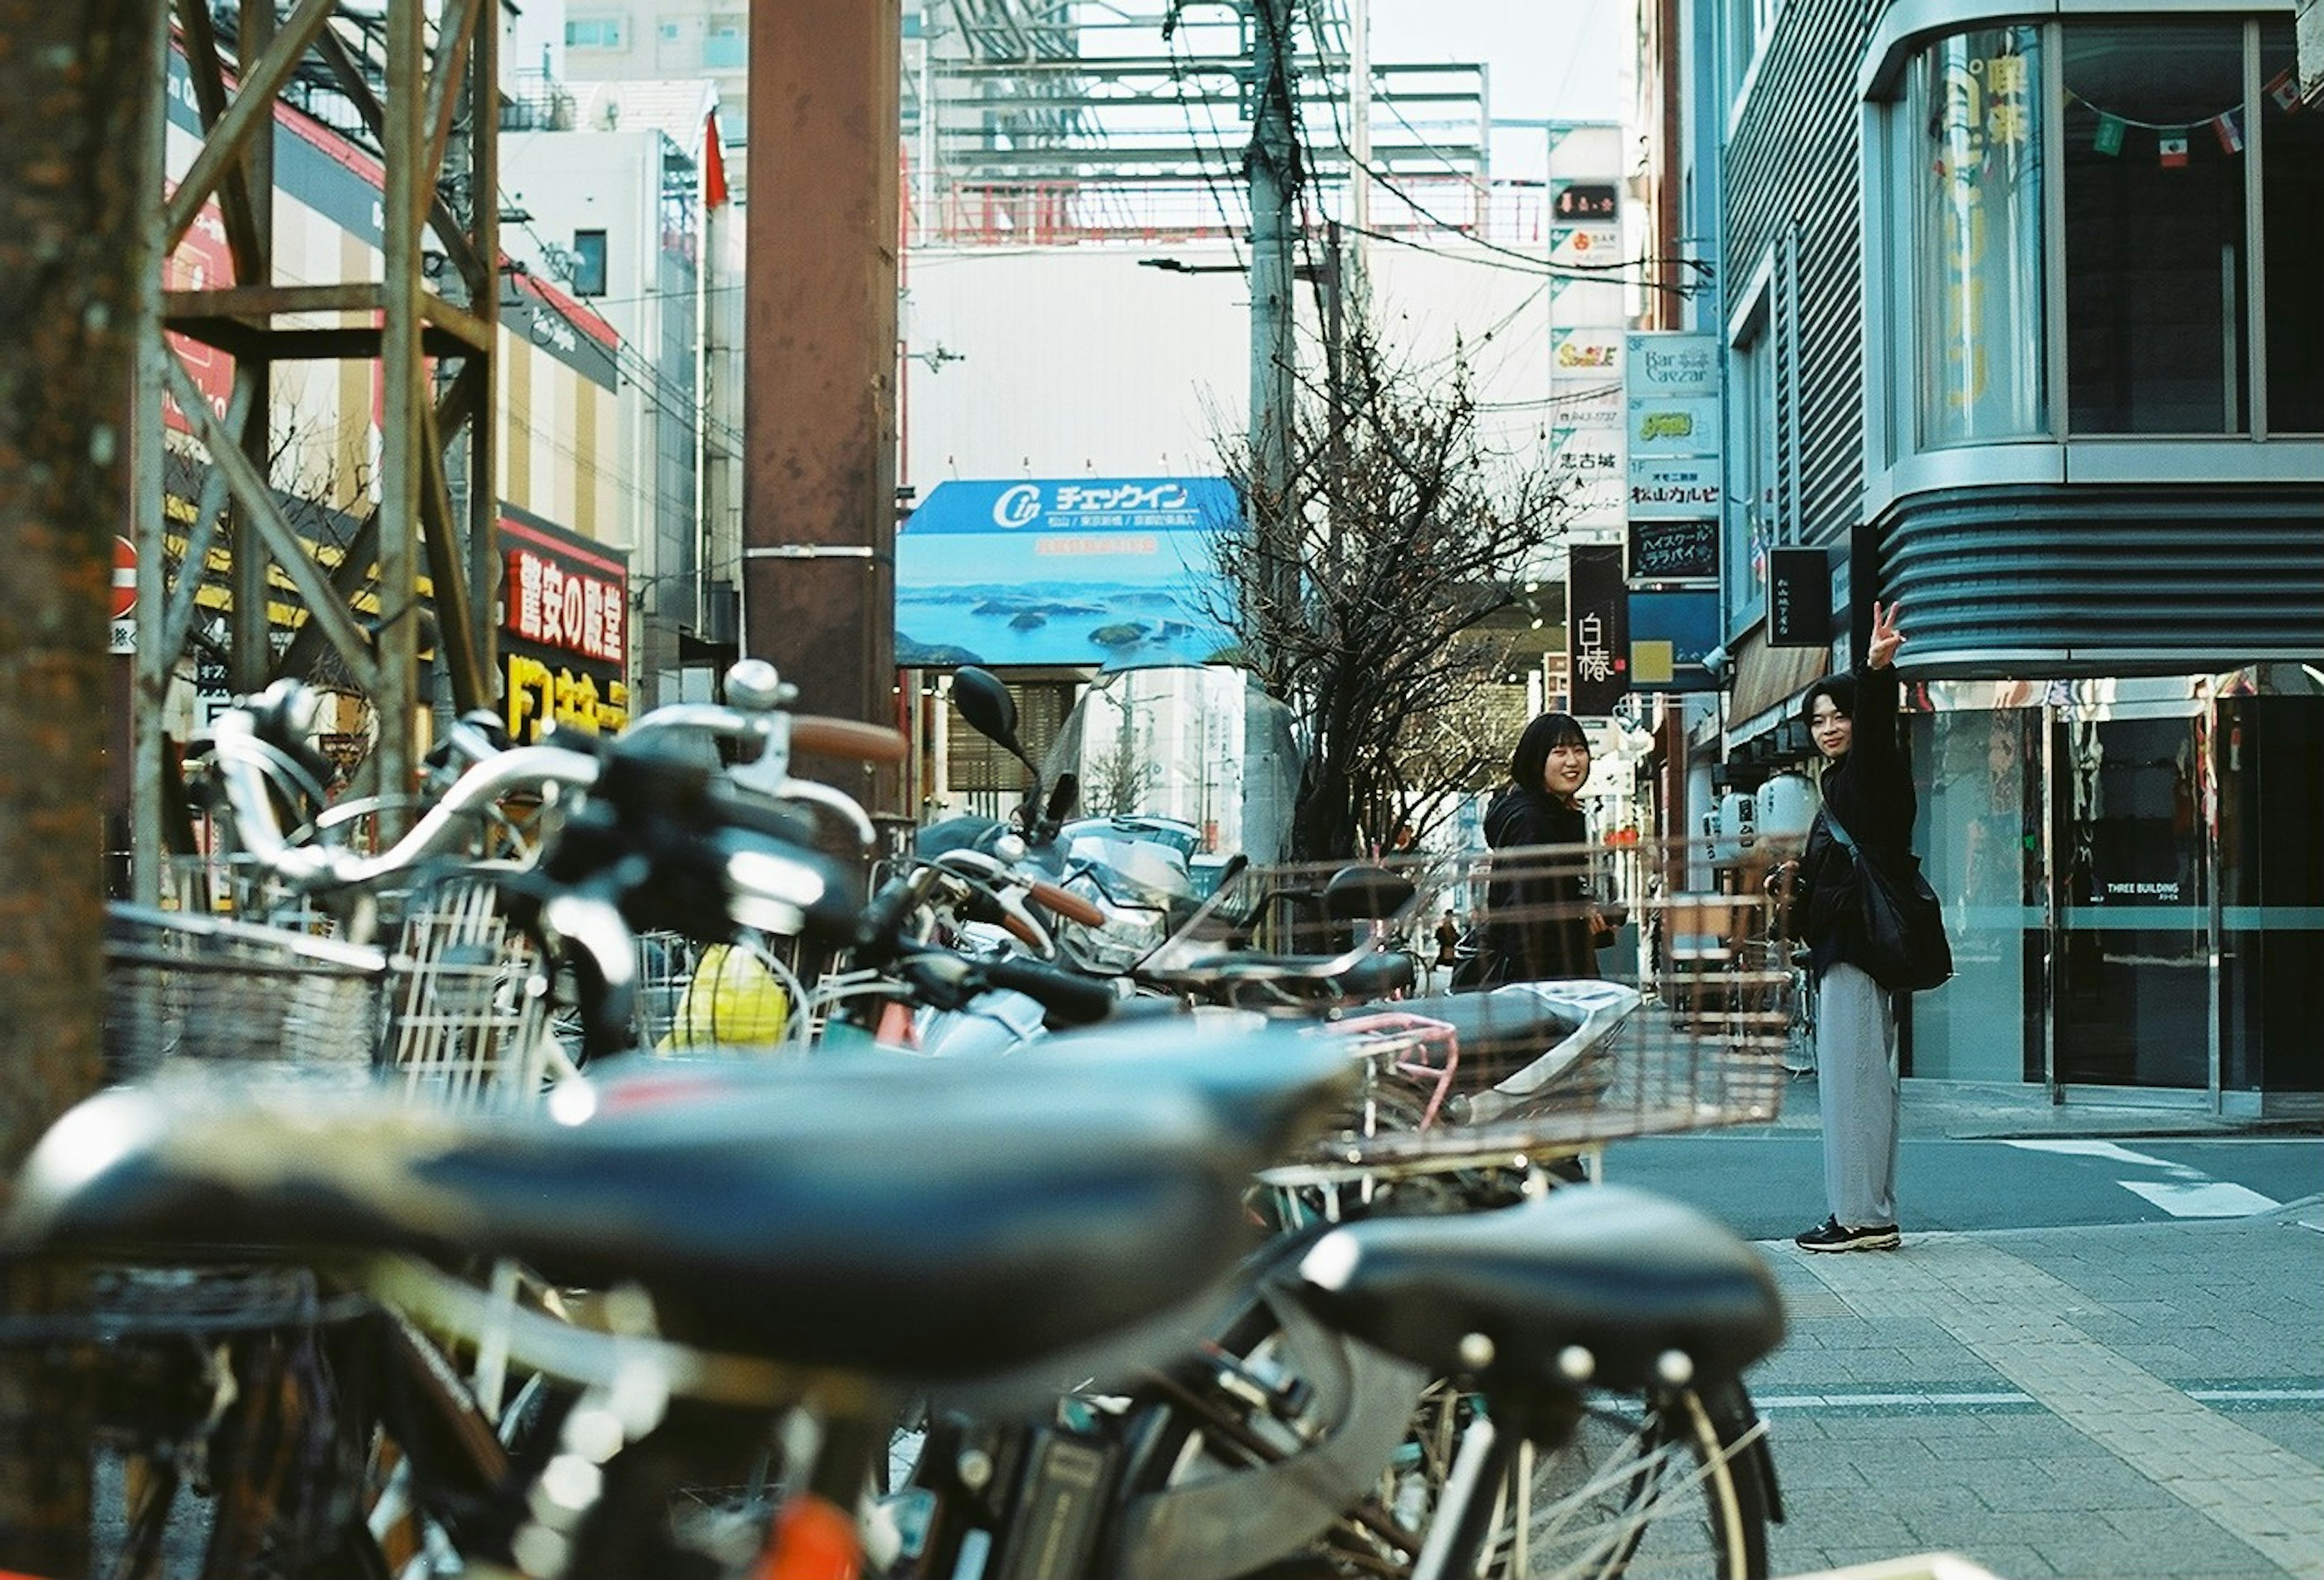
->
<box><xmin>1694</xmin><ymin>0</ymin><xmax>2324</xmax><ymax>1105</ymax></box>
<box><xmin>1721</xmin><ymin>0</ymin><xmax>1872</xmax><ymax>569</ymax></box>
<box><xmin>156</xmin><ymin>43</ymin><xmax>631</xmax><ymax>730</ymax></box>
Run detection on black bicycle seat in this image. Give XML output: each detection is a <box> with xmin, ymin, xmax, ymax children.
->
<box><xmin>1288</xmin><ymin>1184</ymin><xmax>1785</xmax><ymax>1397</ymax></box>
<box><xmin>7</xmin><ymin>1021</ymin><xmax>1357</xmax><ymax>1390</ymax></box>
<box><xmin>1168</xmin><ymin>949</ymin><xmax>1416</xmax><ymax>1001</ymax></box>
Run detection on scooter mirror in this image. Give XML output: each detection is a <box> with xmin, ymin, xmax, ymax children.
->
<box><xmin>951</xmin><ymin>666</ymin><xmax>1027</xmax><ymax>761</ymax></box>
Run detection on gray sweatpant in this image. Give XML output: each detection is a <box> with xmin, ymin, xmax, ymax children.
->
<box><xmin>1816</xmin><ymin>961</ymin><xmax>1899</xmax><ymax>1228</ymax></box>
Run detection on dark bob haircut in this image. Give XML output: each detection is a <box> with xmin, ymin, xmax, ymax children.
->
<box><xmin>1509</xmin><ymin>711</ymin><xmax>1590</xmax><ymax>790</ymax></box>
<box><xmin>1799</xmin><ymin>673</ymin><xmax>1859</xmax><ymax>727</ymax></box>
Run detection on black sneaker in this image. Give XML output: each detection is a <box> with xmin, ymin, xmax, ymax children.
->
<box><xmin>1796</xmin><ymin>1216</ymin><xmax>1901</xmax><ymax>1252</ymax></box>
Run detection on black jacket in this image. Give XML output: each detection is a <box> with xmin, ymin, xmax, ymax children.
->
<box><xmin>1478</xmin><ymin>785</ymin><xmax>1598</xmax><ymax>983</ymax></box>
<box><xmin>1791</xmin><ymin>664</ymin><xmax>1917</xmax><ymax>981</ymax></box>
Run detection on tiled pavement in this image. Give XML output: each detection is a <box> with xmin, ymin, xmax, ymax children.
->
<box><xmin>1750</xmin><ymin>1199</ymin><xmax>2324</xmax><ymax>1580</ymax></box>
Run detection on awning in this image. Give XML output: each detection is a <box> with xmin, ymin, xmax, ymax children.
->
<box><xmin>1728</xmin><ymin>629</ymin><xmax>1830</xmax><ymax>738</ymax></box>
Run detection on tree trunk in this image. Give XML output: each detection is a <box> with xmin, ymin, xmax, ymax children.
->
<box><xmin>0</xmin><ymin>0</ymin><xmax>166</xmax><ymax>1567</ymax></box>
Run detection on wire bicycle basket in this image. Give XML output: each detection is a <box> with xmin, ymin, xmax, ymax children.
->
<box><xmin>105</xmin><ymin>879</ymin><xmax>554</xmax><ymax>1108</ymax></box>
<box><xmin>1234</xmin><ymin>838</ymin><xmax>1796</xmax><ymax>1188</ymax></box>
<box><xmin>103</xmin><ymin>903</ymin><xmax>390</xmax><ymax>1081</ymax></box>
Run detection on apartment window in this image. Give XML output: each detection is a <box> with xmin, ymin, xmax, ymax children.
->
<box><xmin>564</xmin><ymin>15</ymin><xmax>625</xmax><ymax>50</ymax></box>
<box><xmin>2260</xmin><ymin>22</ymin><xmax>2324</xmax><ymax>433</ymax></box>
<box><xmin>705</xmin><ymin>20</ymin><xmax>746</xmax><ymax>70</ymax></box>
<box><xmin>1726</xmin><ymin>292</ymin><xmax>1779</xmax><ymax>623</ymax></box>
<box><xmin>571</xmin><ymin>229</ymin><xmax>608</xmax><ymax>298</ymax></box>
<box><xmin>1725</xmin><ymin>0</ymin><xmax>1781</xmax><ymax>107</ymax></box>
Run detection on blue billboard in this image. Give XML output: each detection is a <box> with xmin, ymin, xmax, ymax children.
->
<box><xmin>895</xmin><ymin>477</ymin><xmax>1241</xmax><ymax>668</ymax></box>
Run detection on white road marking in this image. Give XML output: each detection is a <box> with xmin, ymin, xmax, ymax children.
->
<box><xmin>2001</xmin><ymin>1139</ymin><xmax>2203</xmax><ymax>1176</ymax></box>
<box><xmin>2116</xmin><ymin>1179</ymin><xmax>2282</xmax><ymax>1217</ymax></box>
<box><xmin>2001</xmin><ymin>1138</ymin><xmax>2283</xmax><ymax>1215</ymax></box>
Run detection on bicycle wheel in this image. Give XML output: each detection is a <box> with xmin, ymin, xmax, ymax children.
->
<box><xmin>1490</xmin><ymin>1383</ymin><xmax>1770</xmax><ymax>1580</ymax></box>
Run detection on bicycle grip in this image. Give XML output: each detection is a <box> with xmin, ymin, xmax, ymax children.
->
<box><xmin>1027</xmin><ymin>880</ymin><xmax>1107</xmax><ymax>927</ymax></box>
<box><xmin>981</xmin><ymin>955</ymin><xmax>1118</xmax><ymax>1027</ymax></box>
<box><xmin>856</xmin><ymin>871</ymin><xmax>925</xmax><ymax>954</ymax></box>
<box><xmin>792</xmin><ymin>716</ymin><xmax>910</xmax><ymax>763</ymax></box>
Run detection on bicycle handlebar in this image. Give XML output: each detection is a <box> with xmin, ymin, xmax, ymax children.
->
<box><xmin>792</xmin><ymin>716</ymin><xmax>910</xmax><ymax>763</ymax></box>
<box><xmin>213</xmin><ymin>710</ymin><xmax>601</xmax><ymax>893</ymax></box>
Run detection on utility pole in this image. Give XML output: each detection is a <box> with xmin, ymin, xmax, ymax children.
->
<box><xmin>1</xmin><ymin>2</ymin><xmax>165</xmax><ymax>1562</ymax></box>
<box><xmin>741</xmin><ymin>0</ymin><xmax>900</xmax><ymax>809</ymax></box>
<box><xmin>1247</xmin><ymin>0</ymin><xmax>1301</xmax><ymax>626</ymax></box>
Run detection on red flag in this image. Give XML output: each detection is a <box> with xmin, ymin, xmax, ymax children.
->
<box><xmin>2213</xmin><ymin>112</ymin><xmax>2244</xmax><ymax>154</ymax></box>
<box><xmin>2158</xmin><ymin>132</ymin><xmax>2190</xmax><ymax>168</ymax></box>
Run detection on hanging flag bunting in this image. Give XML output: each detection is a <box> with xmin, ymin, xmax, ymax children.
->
<box><xmin>2158</xmin><ymin>131</ymin><xmax>2190</xmax><ymax>168</ymax></box>
<box><xmin>2092</xmin><ymin>114</ymin><xmax>2126</xmax><ymax>155</ymax></box>
<box><xmin>2265</xmin><ymin>68</ymin><xmax>2302</xmax><ymax>113</ymax></box>
<box><xmin>2213</xmin><ymin>111</ymin><xmax>2245</xmax><ymax>153</ymax></box>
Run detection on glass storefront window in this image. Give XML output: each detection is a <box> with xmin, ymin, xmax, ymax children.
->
<box><xmin>1911</xmin><ymin>707</ymin><xmax>2043</xmax><ymax>1082</ymax></box>
<box><xmin>2260</xmin><ymin>25</ymin><xmax>2324</xmax><ymax>434</ymax></box>
<box><xmin>2217</xmin><ymin>694</ymin><xmax>2324</xmax><ymax>1093</ymax></box>
<box><xmin>2063</xmin><ymin>25</ymin><xmax>2250</xmax><ymax>434</ymax></box>
<box><xmin>1911</xmin><ymin>27</ymin><xmax>2047</xmax><ymax>448</ymax></box>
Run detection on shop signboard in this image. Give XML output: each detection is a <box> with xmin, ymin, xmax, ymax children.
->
<box><xmin>1566</xmin><ymin>544</ymin><xmax>1630</xmax><ymax>715</ymax></box>
<box><xmin>1623</xmin><ymin>330</ymin><xmax>1723</xmax><ymax>591</ymax></box>
<box><xmin>500</xmin><ymin>508</ymin><xmax>630</xmax><ymax>742</ymax></box>
<box><xmin>1767</xmin><ymin>547</ymin><xmax>1833</xmax><ymax>648</ymax></box>
<box><xmin>1627</xmin><ymin>517</ymin><xmax>1718</xmax><ymax>583</ymax></box>
<box><xmin>894</xmin><ymin>477</ymin><xmax>1239</xmax><ymax>668</ymax></box>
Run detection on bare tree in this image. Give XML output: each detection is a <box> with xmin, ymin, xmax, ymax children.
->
<box><xmin>1</xmin><ymin>0</ymin><xmax>165</xmax><ymax>1561</ymax></box>
<box><xmin>1206</xmin><ymin>325</ymin><xmax>1569</xmax><ymax>860</ymax></box>
<box><xmin>1082</xmin><ymin>683</ymin><xmax>1160</xmax><ymax>816</ymax></box>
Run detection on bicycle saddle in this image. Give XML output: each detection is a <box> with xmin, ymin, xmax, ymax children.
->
<box><xmin>1289</xmin><ymin>1184</ymin><xmax>1785</xmax><ymax>1397</ymax></box>
<box><xmin>7</xmin><ymin>1023</ymin><xmax>1356</xmax><ymax>1389</ymax></box>
<box><xmin>1391</xmin><ymin>980</ymin><xmax>1639</xmax><ymax>1107</ymax></box>
<box><xmin>1167</xmin><ymin>948</ymin><xmax>1416</xmax><ymax>1000</ymax></box>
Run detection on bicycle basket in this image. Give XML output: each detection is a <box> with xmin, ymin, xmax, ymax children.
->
<box><xmin>382</xmin><ymin>874</ymin><xmax>553</xmax><ymax>1108</ymax></box>
<box><xmin>103</xmin><ymin>903</ymin><xmax>389</xmax><ymax>1080</ymax></box>
<box><xmin>1262</xmin><ymin>838</ymin><xmax>1795</xmax><ymax>1184</ymax></box>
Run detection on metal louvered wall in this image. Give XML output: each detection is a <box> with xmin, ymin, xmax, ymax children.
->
<box><xmin>1721</xmin><ymin>0</ymin><xmax>1874</xmax><ymax>558</ymax></box>
<box><xmin>1877</xmin><ymin>487</ymin><xmax>2324</xmax><ymax>675</ymax></box>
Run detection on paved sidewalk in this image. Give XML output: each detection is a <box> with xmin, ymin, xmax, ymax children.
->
<box><xmin>1764</xmin><ymin>1075</ymin><xmax>2321</xmax><ymax>1144</ymax></box>
<box><xmin>1751</xmin><ymin>1198</ymin><xmax>2324</xmax><ymax>1580</ymax></box>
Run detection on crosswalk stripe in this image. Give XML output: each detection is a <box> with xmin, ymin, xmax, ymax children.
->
<box><xmin>2116</xmin><ymin>1178</ymin><xmax>2282</xmax><ymax>1217</ymax></box>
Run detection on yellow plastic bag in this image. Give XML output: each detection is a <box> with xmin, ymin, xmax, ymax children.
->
<box><xmin>660</xmin><ymin>943</ymin><xmax>790</xmax><ymax>1050</ymax></box>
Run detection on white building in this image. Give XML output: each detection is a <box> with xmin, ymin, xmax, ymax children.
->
<box><xmin>501</xmin><ymin>75</ymin><xmax>744</xmax><ymax>706</ymax></box>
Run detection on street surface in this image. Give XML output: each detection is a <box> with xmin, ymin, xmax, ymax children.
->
<box><xmin>1604</xmin><ymin>1083</ymin><xmax>2324</xmax><ymax>1580</ymax></box>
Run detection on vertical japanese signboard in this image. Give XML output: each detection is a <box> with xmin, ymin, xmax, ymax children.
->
<box><xmin>1567</xmin><ymin>544</ymin><xmax>1630</xmax><ymax>716</ymax></box>
<box><xmin>1623</xmin><ymin>332</ymin><xmax>1722</xmax><ymax>691</ymax></box>
<box><xmin>1549</xmin><ymin>327</ymin><xmax>1626</xmax><ymax>539</ymax></box>
<box><xmin>1624</xmin><ymin>332</ymin><xmax>1722</xmax><ymax>523</ymax></box>
<box><xmin>1767</xmin><ymin>547</ymin><xmax>1834</xmax><ymax>648</ymax></box>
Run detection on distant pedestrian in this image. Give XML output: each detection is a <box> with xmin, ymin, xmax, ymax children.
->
<box><xmin>1774</xmin><ymin>601</ymin><xmax>1922</xmax><ymax>1253</ymax></box>
<box><xmin>1433</xmin><ymin>909</ymin><xmax>1461</xmax><ymax>990</ymax></box>
<box><xmin>1465</xmin><ymin>712</ymin><xmax>1609</xmax><ymax>987</ymax></box>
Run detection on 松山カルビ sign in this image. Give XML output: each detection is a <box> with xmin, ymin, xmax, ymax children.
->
<box><xmin>895</xmin><ymin>478</ymin><xmax>1241</xmax><ymax>668</ymax></box>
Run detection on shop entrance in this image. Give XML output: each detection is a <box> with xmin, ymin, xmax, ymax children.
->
<box><xmin>1909</xmin><ymin>679</ymin><xmax>2322</xmax><ymax>1111</ymax></box>
<box><xmin>2052</xmin><ymin>700</ymin><xmax>2212</xmax><ymax>1095</ymax></box>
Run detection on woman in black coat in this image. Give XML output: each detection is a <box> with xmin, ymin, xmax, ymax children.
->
<box><xmin>1474</xmin><ymin>711</ymin><xmax>1608</xmax><ymax>984</ymax></box>
<box><xmin>1774</xmin><ymin>601</ymin><xmax>1913</xmax><ymax>1253</ymax></box>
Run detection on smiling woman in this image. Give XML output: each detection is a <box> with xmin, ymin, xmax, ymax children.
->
<box><xmin>1469</xmin><ymin>711</ymin><xmax>1607</xmax><ymax>987</ymax></box>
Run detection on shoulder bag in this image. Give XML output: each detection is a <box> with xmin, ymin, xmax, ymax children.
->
<box><xmin>1822</xmin><ymin>806</ymin><xmax>1954</xmax><ymax>994</ymax></box>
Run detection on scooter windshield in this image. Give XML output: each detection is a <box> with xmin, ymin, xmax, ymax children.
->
<box><xmin>1038</xmin><ymin>665</ymin><xmax>1301</xmax><ymax>876</ymax></box>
